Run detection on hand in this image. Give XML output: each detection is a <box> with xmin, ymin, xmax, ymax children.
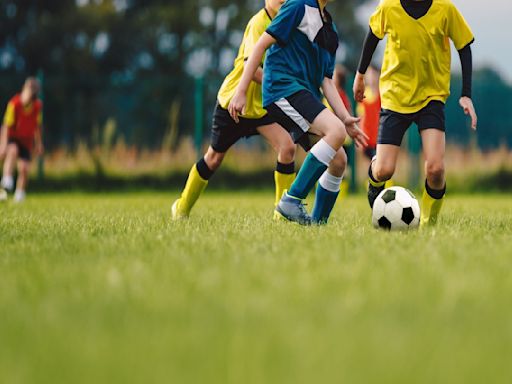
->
<box><xmin>343</xmin><ymin>116</ymin><xmax>368</xmax><ymax>148</ymax></box>
<box><xmin>228</xmin><ymin>91</ymin><xmax>247</xmax><ymax>123</ymax></box>
<box><xmin>459</xmin><ymin>96</ymin><xmax>477</xmax><ymax>130</ymax></box>
<box><xmin>353</xmin><ymin>72</ymin><xmax>366</xmax><ymax>103</ymax></box>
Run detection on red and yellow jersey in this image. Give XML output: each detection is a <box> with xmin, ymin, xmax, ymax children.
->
<box><xmin>3</xmin><ymin>94</ymin><xmax>42</xmax><ymax>145</ymax></box>
<box><xmin>357</xmin><ymin>87</ymin><xmax>381</xmax><ymax>149</ymax></box>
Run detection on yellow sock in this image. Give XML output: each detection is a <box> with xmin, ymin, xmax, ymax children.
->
<box><xmin>384</xmin><ymin>179</ymin><xmax>394</xmax><ymax>188</ymax></box>
<box><xmin>368</xmin><ymin>177</ymin><xmax>385</xmax><ymax>188</ymax></box>
<box><xmin>177</xmin><ymin>164</ymin><xmax>208</xmax><ymax>215</ymax></box>
<box><xmin>274</xmin><ymin>171</ymin><xmax>295</xmax><ymax>206</ymax></box>
<box><xmin>420</xmin><ymin>189</ymin><xmax>444</xmax><ymax>226</ymax></box>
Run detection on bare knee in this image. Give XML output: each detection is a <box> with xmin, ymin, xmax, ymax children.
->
<box><xmin>329</xmin><ymin>149</ymin><xmax>347</xmax><ymax>176</ymax></box>
<box><xmin>278</xmin><ymin>140</ymin><xmax>296</xmax><ymax>164</ymax></box>
<box><xmin>425</xmin><ymin>160</ymin><xmax>445</xmax><ymax>184</ymax></box>
<box><xmin>324</xmin><ymin>122</ymin><xmax>347</xmax><ymax>149</ymax></box>
<box><xmin>373</xmin><ymin>162</ymin><xmax>395</xmax><ymax>181</ymax></box>
<box><xmin>204</xmin><ymin>148</ymin><xmax>225</xmax><ymax>171</ymax></box>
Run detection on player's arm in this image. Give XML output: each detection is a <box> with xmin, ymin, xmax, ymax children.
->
<box><xmin>250</xmin><ymin>66</ymin><xmax>263</xmax><ymax>85</ymax></box>
<box><xmin>0</xmin><ymin>102</ymin><xmax>15</xmax><ymax>157</ymax></box>
<box><xmin>228</xmin><ymin>32</ymin><xmax>276</xmax><ymax>122</ymax></box>
<box><xmin>322</xmin><ymin>77</ymin><xmax>368</xmax><ymax>148</ymax></box>
<box><xmin>0</xmin><ymin>124</ymin><xmax>8</xmax><ymax>158</ymax></box>
<box><xmin>353</xmin><ymin>28</ymin><xmax>381</xmax><ymax>102</ymax></box>
<box><xmin>458</xmin><ymin>43</ymin><xmax>477</xmax><ymax>130</ymax></box>
<box><xmin>34</xmin><ymin>109</ymin><xmax>44</xmax><ymax>156</ymax></box>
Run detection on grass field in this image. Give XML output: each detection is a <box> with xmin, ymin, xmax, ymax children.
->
<box><xmin>1</xmin><ymin>192</ymin><xmax>511</xmax><ymax>384</ymax></box>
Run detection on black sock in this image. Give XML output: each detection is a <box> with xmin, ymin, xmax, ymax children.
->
<box><xmin>425</xmin><ymin>180</ymin><xmax>446</xmax><ymax>199</ymax></box>
<box><xmin>196</xmin><ymin>158</ymin><xmax>214</xmax><ymax>180</ymax></box>
<box><xmin>276</xmin><ymin>161</ymin><xmax>295</xmax><ymax>174</ymax></box>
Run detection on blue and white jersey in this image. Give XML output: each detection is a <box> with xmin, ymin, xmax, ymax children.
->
<box><xmin>263</xmin><ymin>0</ymin><xmax>338</xmax><ymax>107</ymax></box>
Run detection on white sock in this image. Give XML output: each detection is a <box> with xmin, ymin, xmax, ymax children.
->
<box><xmin>319</xmin><ymin>171</ymin><xmax>343</xmax><ymax>193</ymax></box>
<box><xmin>14</xmin><ymin>189</ymin><xmax>26</xmax><ymax>202</ymax></box>
<box><xmin>310</xmin><ymin>139</ymin><xmax>336</xmax><ymax>166</ymax></box>
<box><xmin>1</xmin><ymin>175</ymin><xmax>14</xmax><ymax>190</ymax></box>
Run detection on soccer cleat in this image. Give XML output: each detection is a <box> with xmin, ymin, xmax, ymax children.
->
<box><xmin>367</xmin><ymin>181</ymin><xmax>385</xmax><ymax>208</ymax></box>
<box><xmin>171</xmin><ymin>199</ymin><xmax>188</xmax><ymax>220</ymax></box>
<box><xmin>275</xmin><ymin>192</ymin><xmax>312</xmax><ymax>226</ymax></box>
<box><xmin>13</xmin><ymin>189</ymin><xmax>26</xmax><ymax>203</ymax></box>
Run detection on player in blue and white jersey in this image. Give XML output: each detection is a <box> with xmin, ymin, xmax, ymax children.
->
<box><xmin>230</xmin><ymin>0</ymin><xmax>367</xmax><ymax>225</ymax></box>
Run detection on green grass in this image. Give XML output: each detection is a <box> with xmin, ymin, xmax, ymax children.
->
<box><xmin>1</xmin><ymin>192</ymin><xmax>511</xmax><ymax>384</ymax></box>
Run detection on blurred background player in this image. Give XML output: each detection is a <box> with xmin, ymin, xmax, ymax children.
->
<box><xmin>172</xmin><ymin>0</ymin><xmax>296</xmax><ymax>220</ymax></box>
<box><xmin>354</xmin><ymin>0</ymin><xmax>477</xmax><ymax>226</ymax></box>
<box><xmin>356</xmin><ymin>65</ymin><xmax>380</xmax><ymax>161</ymax></box>
<box><xmin>0</xmin><ymin>77</ymin><xmax>44</xmax><ymax>202</ymax></box>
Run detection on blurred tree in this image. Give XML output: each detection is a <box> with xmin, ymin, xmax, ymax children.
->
<box><xmin>0</xmin><ymin>0</ymin><xmax>510</xmax><ymax>150</ymax></box>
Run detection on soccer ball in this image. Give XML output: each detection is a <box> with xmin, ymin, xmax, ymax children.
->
<box><xmin>372</xmin><ymin>186</ymin><xmax>420</xmax><ymax>231</ymax></box>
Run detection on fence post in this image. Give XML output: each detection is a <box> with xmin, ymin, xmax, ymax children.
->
<box><xmin>37</xmin><ymin>69</ymin><xmax>45</xmax><ymax>181</ymax></box>
<box><xmin>407</xmin><ymin>127</ymin><xmax>421</xmax><ymax>191</ymax></box>
<box><xmin>194</xmin><ymin>76</ymin><xmax>204</xmax><ymax>157</ymax></box>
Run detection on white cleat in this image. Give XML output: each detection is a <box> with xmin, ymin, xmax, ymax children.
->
<box><xmin>14</xmin><ymin>190</ymin><xmax>26</xmax><ymax>203</ymax></box>
<box><xmin>171</xmin><ymin>199</ymin><xmax>188</xmax><ymax>220</ymax></box>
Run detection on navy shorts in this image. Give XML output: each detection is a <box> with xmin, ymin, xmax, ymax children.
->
<box><xmin>378</xmin><ymin>100</ymin><xmax>446</xmax><ymax>146</ymax></box>
<box><xmin>210</xmin><ymin>102</ymin><xmax>274</xmax><ymax>153</ymax></box>
<box><xmin>265</xmin><ymin>90</ymin><xmax>326</xmax><ymax>151</ymax></box>
<box><xmin>8</xmin><ymin>138</ymin><xmax>31</xmax><ymax>161</ymax></box>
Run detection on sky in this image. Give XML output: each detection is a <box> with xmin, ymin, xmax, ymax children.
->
<box><xmin>356</xmin><ymin>0</ymin><xmax>511</xmax><ymax>82</ymax></box>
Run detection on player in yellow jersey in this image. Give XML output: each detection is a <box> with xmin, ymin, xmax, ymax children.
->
<box><xmin>172</xmin><ymin>0</ymin><xmax>296</xmax><ymax>219</ymax></box>
<box><xmin>353</xmin><ymin>0</ymin><xmax>478</xmax><ymax>226</ymax></box>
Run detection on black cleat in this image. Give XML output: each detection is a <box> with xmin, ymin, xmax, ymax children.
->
<box><xmin>367</xmin><ymin>181</ymin><xmax>385</xmax><ymax>208</ymax></box>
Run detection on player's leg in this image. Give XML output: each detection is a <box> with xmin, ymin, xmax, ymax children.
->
<box><xmin>312</xmin><ymin>147</ymin><xmax>346</xmax><ymax>224</ymax></box>
<box><xmin>172</xmin><ymin>104</ymin><xmax>235</xmax><ymax>219</ymax></box>
<box><xmin>1</xmin><ymin>142</ymin><xmax>19</xmax><ymax>192</ymax></box>
<box><xmin>14</xmin><ymin>159</ymin><xmax>30</xmax><ymax>202</ymax></box>
<box><xmin>420</xmin><ymin>129</ymin><xmax>446</xmax><ymax>226</ymax></box>
<box><xmin>367</xmin><ymin>110</ymin><xmax>411</xmax><ymax>207</ymax></box>
<box><xmin>417</xmin><ymin>101</ymin><xmax>447</xmax><ymax>226</ymax></box>
<box><xmin>287</xmin><ymin>108</ymin><xmax>346</xmax><ymax>201</ymax></box>
<box><xmin>367</xmin><ymin>144</ymin><xmax>400</xmax><ymax>206</ymax></box>
<box><xmin>172</xmin><ymin>146</ymin><xmax>226</xmax><ymax>219</ymax></box>
<box><xmin>256</xmin><ymin>123</ymin><xmax>296</xmax><ymax>206</ymax></box>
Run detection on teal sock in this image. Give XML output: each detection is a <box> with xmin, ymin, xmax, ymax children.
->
<box><xmin>288</xmin><ymin>153</ymin><xmax>328</xmax><ymax>200</ymax></box>
<box><xmin>312</xmin><ymin>184</ymin><xmax>339</xmax><ymax>224</ymax></box>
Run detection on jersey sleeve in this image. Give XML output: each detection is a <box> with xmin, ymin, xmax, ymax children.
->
<box><xmin>447</xmin><ymin>3</ymin><xmax>474</xmax><ymax>50</ymax></box>
<box><xmin>2</xmin><ymin>101</ymin><xmax>15</xmax><ymax>127</ymax></box>
<box><xmin>368</xmin><ymin>2</ymin><xmax>386</xmax><ymax>40</ymax></box>
<box><xmin>243</xmin><ymin>16</ymin><xmax>267</xmax><ymax>61</ymax></box>
<box><xmin>266</xmin><ymin>0</ymin><xmax>305</xmax><ymax>46</ymax></box>
<box><xmin>325</xmin><ymin>53</ymin><xmax>335</xmax><ymax>79</ymax></box>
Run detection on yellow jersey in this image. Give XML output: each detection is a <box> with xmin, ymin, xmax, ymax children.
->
<box><xmin>217</xmin><ymin>8</ymin><xmax>272</xmax><ymax>119</ymax></box>
<box><xmin>369</xmin><ymin>0</ymin><xmax>474</xmax><ymax>113</ymax></box>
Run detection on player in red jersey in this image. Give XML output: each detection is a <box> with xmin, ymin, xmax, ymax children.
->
<box><xmin>0</xmin><ymin>78</ymin><xmax>44</xmax><ymax>202</ymax></box>
<box><xmin>356</xmin><ymin>65</ymin><xmax>380</xmax><ymax>160</ymax></box>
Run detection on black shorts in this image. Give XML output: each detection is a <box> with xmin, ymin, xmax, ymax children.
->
<box><xmin>8</xmin><ymin>138</ymin><xmax>31</xmax><ymax>161</ymax></box>
<box><xmin>378</xmin><ymin>100</ymin><xmax>446</xmax><ymax>146</ymax></box>
<box><xmin>265</xmin><ymin>90</ymin><xmax>326</xmax><ymax>152</ymax></box>
<box><xmin>211</xmin><ymin>102</ymin><xmax>274</xmax><ymax>153</ymax></box>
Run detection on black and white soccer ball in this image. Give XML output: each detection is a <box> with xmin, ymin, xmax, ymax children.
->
<box><xmin>372</xmin><ymin>186</ymin><xmax>420</xmax><ymax>231</ymax></box>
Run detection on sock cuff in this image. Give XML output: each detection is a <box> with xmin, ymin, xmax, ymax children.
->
<box><xmin>196</xmin><ymin>158</ymin><xmax>214</xmax><ymax>180</ymax></box>
<box><xmin>425</xmin><ymin>180</ymin><xmax>446</xmax><ymax>200</ymax></box>
<box><xmin>276</xmin><ymin>161</ymin><xmax>295</xmax><ymax>175</ymax></box>
<box><xmin>310</xmin><ymin>139</ymin><xmax>336</xmax><ymax>166</ymax></box>
<box><xmin>368</xmin><ymin>164</ymin><xmax>385</xmax><ymax>187</ymax></box>
<box><xmin>318</xmin><ymin>171</ymin><xmax>343</xmax><ymax>193</ymax></box>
